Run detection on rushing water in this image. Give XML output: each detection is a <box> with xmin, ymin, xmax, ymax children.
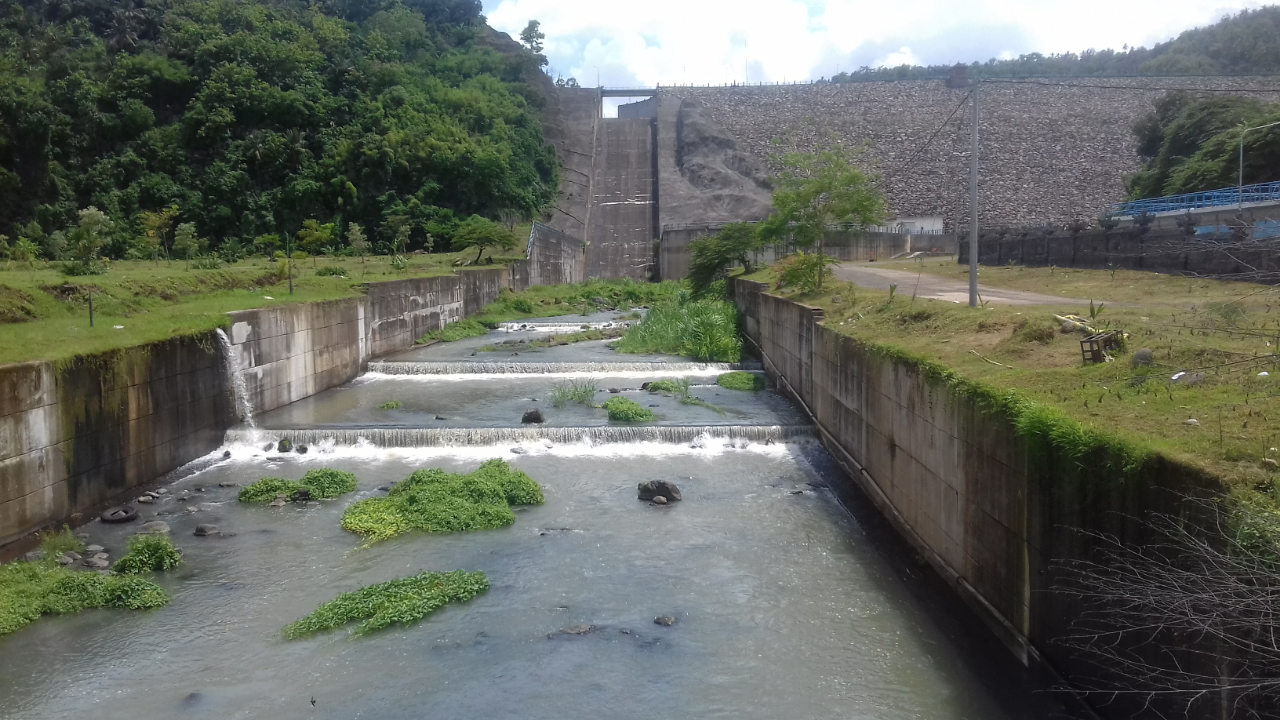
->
<box><xmin>0</xmin><ymin>315</ymin><xmax>1080</xmax><ymax>720</ymax></box>
<box><xmin>215</xmin><ymin>328</ymin><xmax>257</xmax><ymax>431</ymax></box>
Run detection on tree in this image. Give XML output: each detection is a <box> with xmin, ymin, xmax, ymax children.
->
<box><xmin>452</xmin><ymin>215</ymin><xmax>516</xmax><ymax>263</ymax></box>
<box><xmin>172</xmin><ymin>222</ymin><xmax>204</xmax><ymax>269</ymax></box>
<box><xmin>62</xmin><ymin>207</ymin><xmax>113</xmax><ymax>275</ymax></box>
<box><xmin>381</xmin><ymin>214</ymin><xmax>412</xmax><ymax>257</ymax></box>
<box><xmin>756</xmin><ymin>150</ymin><xmax>885</xmax><ymax>290</ymax></box>
<box><xmin>347</xmin><ymin>223</ymin><xmax>368</xmax><ymax>264</ymax></box>
<box><xmin>297</xmin><ymin>219</ymin><xmax>335</xmax><ymax>266</ymax></box>
<box><xmin>519</xmin><ymin>20</ymin><xmax>547</xmax><ymax>67</ymax></box>
<box><xmin>687</xmin><ymin>222</ymin><xmax>764</xmax><ymax>297</ymax></box>
<box><xmin>137</xmin><ymin>206</ymin><xmax>178</xmax><ymax>264</ymax></box>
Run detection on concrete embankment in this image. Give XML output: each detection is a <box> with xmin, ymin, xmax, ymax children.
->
<box><xmin>0</xmin><ymin>268</ymin><xmax>521</xmax><ymax>546</ymax></box>
<box><xmin>728</xmin><ymin>277</ymin><xmax>1231</xmax><ymax>720</ymax></box>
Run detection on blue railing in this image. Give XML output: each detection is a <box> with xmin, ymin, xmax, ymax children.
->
<box><xmin>1108</xmin><ymin>181</ymin><xmax>1280</xmax><ymax>217</ymax></box>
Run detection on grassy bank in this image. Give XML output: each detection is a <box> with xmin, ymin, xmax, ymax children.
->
<box><xmin>468</xmin><ymin>279</ymin><xmax>684</xmax><ymax>326</ymax></box>
<box><xmin>743</xmin><ymin>264</ymin><xmax>1280</xmax><ymax>490</ymax></box>
<box><xmin>0</xmin><ymin>252</ymin><xmax>521</xmax><ymax>365</ymax></box>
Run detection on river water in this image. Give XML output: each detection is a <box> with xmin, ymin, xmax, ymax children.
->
<box><xmin>0</xmin><ymin>314</ymin><xmax>1078</xmax><ymax>720</ymax></box>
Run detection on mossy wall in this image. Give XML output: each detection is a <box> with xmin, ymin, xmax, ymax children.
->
<box><xmin>730</xmin><ymin>277</ymin><xmax>1232</xmax><ymax>720</ymax></box>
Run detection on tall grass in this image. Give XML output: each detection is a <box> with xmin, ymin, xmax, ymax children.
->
<box><xmin>417</xmin><ymin>318</ymin><xmax>489</xmax><ymax>343</ymax></box>
<box><xmin>549</xmin><ymin>380</ymin><xmax>597</xmax><ymax>408</ymax></box>
<box><xmin>614</xmin><ymin>301</ymin><xmax>742</xmax><ymax>362</ymax></box>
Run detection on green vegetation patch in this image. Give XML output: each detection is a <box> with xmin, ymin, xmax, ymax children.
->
<box><xmin>418</xmin><ymin>319</ymin><xmax>489</xmax><ymax>344</ymax></box>
<box><xmin>283</xmin><ymin>570</ymin><xmax>489</xmax><ymax>639</ymax></box>
<box><xmin>645</xmin><ymin>378</ymin><xmax>725</xmax><ymax>415</ymax></box>
<box><xmin>717</xmin><ymin>371</ymin><xmax>766</xmax><ymax>391</ymax></box>
<box><xmin>341</xmin><ymin>460</ymin><xmax>543</xmax><ymax>544</ymax></box>
<box><xmin>0</xmin><ymin>560</ymin><xmax>169</xmax><ymax>636</ymax></box>
<box><xmin>238</xmin><ymin>468</ymin><xmax>358</xmax><ymax>503</ymax></box>
<box><xmin>614</xmin><ymin>301</ymin><xmax>742</xmax><ymax>362</ymax></box>
<box><xmin>377</xmin><ymin>400</ymin><xmax>402</xmax><ymax>410</ymax></box>
<box><xmin>472</xmin><ymin>279</ymin><xmax>685</xmax><ymax>326</ymax></box>
<box><xmin>38</xmin><ymin>526</ymin><xmax>85</xmax><ymax>559</ymax></box>
<box><xmin>549</xmin><ymin>381</ymin><xmax>597</xmax><ymax>408</ymax></box>
<box><xmin>112</xmin><ymin>534</ymin><xmax>182</xmax><ymax>575</ymax></box>
<box><xmin>601</xmin><ymin>396</ymin><xmax>656</xmax><ymax>422</ymax></box>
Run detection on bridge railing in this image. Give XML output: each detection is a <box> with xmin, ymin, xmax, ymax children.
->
<box><xmin>1107</xmin><ymin>181</ymin><xmax>1280</xmax><ymax>217</ymax></box>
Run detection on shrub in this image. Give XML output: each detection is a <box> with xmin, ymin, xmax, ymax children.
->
<box><xmin>190</xmin><ymin>254</ymin><xmax>222</xmax><ymax>270</ymax></box>
<box><xmin>614</xmin><ymin>301</ymin><xmax>742</xmax><ymax>362</ymax></box>
<box><xmin>112</xmin><ymin>534</ymin><xmax>182</xmax><ymax>574</ymax></box>
<box><xmin>283</xmin><ymin>570</ymin><xmax>489</xmax><ymax>638</ymax></box>
<box><xmin>341</xmin><ymin>460</ymin><xmax>543</xmax><ymax>544</ymax></box>
<box><xmin>38</xmin><ymin>526</ymin><xmax>84</xmax><ymax>559</ymax></box>
<box><xmin>717</xmin><ymin>371</ymin><xmax>766</xmax><ymax>391</ymax></box>
<box><xmin>774</xmin><ymin>252</ymin><xmax>838</xmax><ymax>293</ymax></box>
<box><xmin>601</xmin><ymin>396</ymin><xmax>655</xmax><ymax>422</ymax></box>
<box><xmin>316</xmin><ymin>265</ymin><xmax>347</xmax><ymax>277</ymax></box>
<box><xmin>418</xmin><ymin>318</ymin><xmax>488</xmax><ymax>343</ymax></box>
<box><xmin>0</xmin><ymin>561</ymin><xmax>168</xmax><ymax>636</ymax></box>
<box><xmin>238</xmin><ymin>468</ymin><xmax>358</xmax><ymax>502</ymax></box>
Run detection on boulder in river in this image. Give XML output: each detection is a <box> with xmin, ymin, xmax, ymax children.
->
<box><xmin>522</xmin><ymin>408</ymin><xmax>545</xmax><ymax>424</ymax></box>
<box><xmin>277</xmin><ymin>439</ymin><xmax>292</xmax><ymax>453</ymax></box>
<box><xmin>291</xmin><ymin>488</ymin><xmax>312</xmax><ymax>502</ymax></box>
<box><xmin>654</xmin><ymin>616</ymin><xmax>676</xmax><ymax>626</ymax></box>
<box><xmin>638</xmin><ymin>480</ymin><xmax>682</xmax><ymax>502</ymax></box>
<box><xmin>137</xmin><ymin>521</ymin><xmax>171</xmax><ymax>534</ymax></box>
<box><xmin>194</xmin><ymin>524</ymin><xmax>219</xmax><ymax>537</ymax></box>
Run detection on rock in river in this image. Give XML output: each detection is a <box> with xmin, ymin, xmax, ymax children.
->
<box><xmin>638</xmin><ymin>480</ymin><xmax>682</xmax><ymax>502</ymax></box>
<box><xmin>194</xmin><ymin>524</ymin><xmax>219</xmax><ymax>537</ymax></box>
<box><xmin>137</xmin><ymin>521</ymin><xmax>171</xmax><ymax>534</ymax></box>
<box><xmin>654</xmin><ymin>616</ymin><xmax>676</xmax><ymax>626</ymax></box>
<box><xmin>522</xmin><ymin>408</ymin><xmax>546</xmax><ymax>424</ymax></box>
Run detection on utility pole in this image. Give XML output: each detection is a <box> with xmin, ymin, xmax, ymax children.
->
<box><xmin>968</xmin><ymin>81</ymin><xmax>979</xmax><ymax>308</ymax></box>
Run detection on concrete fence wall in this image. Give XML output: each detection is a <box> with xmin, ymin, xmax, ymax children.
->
<box><xmin>730</xmin><ymin>277</ymin><xmax>1230</xmax><ymax>719</ymax></box>
<box><xmin>962</xmin><ymin>228</ymin><xmax>1280</xmax><ymax>281</ymax></box>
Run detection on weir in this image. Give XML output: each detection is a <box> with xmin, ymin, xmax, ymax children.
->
<box><xmin>367</xmin><ymin>360</ymin><xmax>761</xmax><ymax>374</ymax></box>
<box><xmin>226</xmin><ymin>424</ymin><xmax>815</xmax><ymax>448</ymax></box>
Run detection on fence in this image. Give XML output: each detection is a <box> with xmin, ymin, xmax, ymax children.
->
<box><xmin>1107</xmin><ymin>181</ymin><xmax>1280</xmax><ymax>217</ymax></box>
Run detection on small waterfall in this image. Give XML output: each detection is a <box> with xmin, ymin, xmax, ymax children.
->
<box><xmin>368</xmin><ymin>361</ymin><xmax>763</xmax><ymax>375</ymax></box>
<box><xmin>496</xmin><ymin>320</ymin><xmax>636</xmax><ymax>332</ymax></box>
<box><xmin>215</xmin><ymin>328</ymin><xmax>257</xmax><ymax>430</ymax></box>
<box><xmin>225</xmin><ymin>424</ymin><xmax>812</xmax><ymax>448</ymax></box>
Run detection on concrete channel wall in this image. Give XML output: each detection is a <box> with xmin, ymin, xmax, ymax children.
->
<box><xmin>730</xmin><ymin>277</ymin><xmax>1232</xmax><ymax>720</ymax></box>
<box><xmin>0</xmin><ymin>264</ymin><xmax>548</xmax><ymax>545</ymax></box>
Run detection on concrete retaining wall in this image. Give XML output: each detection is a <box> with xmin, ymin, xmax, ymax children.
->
<box><xmin>731</xmin><ymin>277</ymin><xmax>1230</xmax><ymax>719</ymax></box>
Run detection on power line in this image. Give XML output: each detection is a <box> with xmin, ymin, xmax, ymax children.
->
<box><xmin>881</xmin><ymin>87</ymin><xmax>974</xmax><ymax>180</ymax></box>
<box><xmin>981</xmin><ymin>78</ymin><xmax>1280</xmax><ymax>93</ymax></box>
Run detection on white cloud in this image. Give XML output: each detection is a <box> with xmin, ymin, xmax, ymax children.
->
<box><xmin>485</xmin><ymin>0</ymin><xmax>1265</xmax><ymax>86</ymax></box>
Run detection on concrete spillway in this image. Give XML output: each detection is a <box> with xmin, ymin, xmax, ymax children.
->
<box><xmin>226</xmin><ymin>424</ymin><xmax>814</xmax><ymax>448</ymax></box>
<box><xmin>367</xmin><ymin>360</ymin><xmax>761</xmax><ymax>375</ymax></box>
<box><xmin>584</xmin><ymin>118</ymin><xmax>657</xmax><ymax>280</ymax></box>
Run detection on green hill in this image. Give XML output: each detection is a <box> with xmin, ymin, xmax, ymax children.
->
<box><xmin>0</xmin><ymin>0</ymin><xmax>558</xmax><ymax>258</ymax></box>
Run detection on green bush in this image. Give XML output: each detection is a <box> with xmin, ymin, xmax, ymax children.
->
<box><xmin>774</xmin><ymin>252</ymin><xmax>838</xmax><ymax>293</ymax></box>
<box><xmin>614</xmin><ymin>301</ymin><xmax>742</xmax><ymax>362</ymax></box>
<box><xmin>341</xmin><ymin>460</ymin><xmax>543</xmax><ymax>544</ymax></box>
<box><xmin>238</xmin><ymin>469</ymin><xmax>358</xmax><ymax>503</ymax></box>
<box><xmin>601</xmin><ymin>396</ymin><xmax>655</xmax><ymax>422</ymax></box>
<box><xmin>0</xmin><ymin>560</ymin><xmax>168</xmax><ymax>635</ymax></box>
<box><xmin>646</xmin><ymin>379</ymin><xmax>684</xmax><ymax>394</ymax></box>
<box><xmin>418</xmin><ymin>319</ymin><xmax>489</xmax><ymax>344</ymax></box>
<box><xmin>377</xmin><ymin>400</ymin><xmax>402</xmax><ymax>410</ymax></box>
<box><xmin>112</xmin><ymin>534</ymin><xmax>182</xmax><ymax>574</ymax></box>
<box><xmin>190</xmin><ymin>255</ymin><xmax>223</xmax><ymax>270</ymax></box>
<box><xmin>316</xmin><ymin>266</ymin><xmax>347</xmax><ymax>277</ymax></box>
<box><xmin>717</xmin><ymin>371</ymin><xmax>766</xmax><ymax>391</ymax></box>
<box><xmin>283</xmin><ymin>570</ymin><xmax>489</xmax><ymax>639</ymax></box>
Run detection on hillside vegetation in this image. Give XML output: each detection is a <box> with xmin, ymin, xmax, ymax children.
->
<box><xmin>832</xmin><ymin>6</ymin><xmax>1280</xmax><ymax>81</ymax></box>
<box><xmin>0</xmin><ymin>0</ymin><xmax>556</xmax><ymax>257</ymax></box>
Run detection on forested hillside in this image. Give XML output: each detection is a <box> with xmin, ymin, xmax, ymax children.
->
<box><xmin>0</xmin><ymin>0</ymin><xmax>558</xmax><ymax>258</ymax></box>
<box><xmin>833</xmin><ymin>6</ymin><xmax>1280</xmax><ymax>82</ymax></box>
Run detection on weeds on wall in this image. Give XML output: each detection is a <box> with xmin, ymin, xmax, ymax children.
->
<box><xmin>340</xmin><ymin>460</ymin><xmax>543</xmax><ymax>544</ymax></box>
<box><xmin>283</xmin><ymin>570</ymin><xmax>489</xmax><ymax>639</ymax></box>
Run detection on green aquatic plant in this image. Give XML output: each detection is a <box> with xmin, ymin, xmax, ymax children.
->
<box><xmin>601</xmin><ymin>396</ymin><xmax>655</xmax><ymax>422</ymax></box>
<box><xmin>112</xmin><ymin>534</ymin><xmax>182</xmax><ymax>575</ymax></box>
<box><xmin>614</xmin><ymin>301</ymin><xmax>742</xmax><ymax>362</ymax></box>
<box><xmin>376</xmin><ymin>400</ymin><xmax>402</xmax><ymax>410</ymax></box>
<box><xmin>646</xmin><ymin>378</ymin><xmax>726</xmax><ymax>415</ymax></box>
<box><xmin>717</xmin><ymin>371</ymin><xmax>766</xmax><ymax>391</ymax></box>
<box><xmin>549</xmin><ymin>380</ymin><xmax>597</xmax><ymax>408</ymax></box>
<box><xmin>238</xmin><ymin>468</ymin><xmax>358</xmax><ymax>503</ymax></box>
<box><xmin>0</xmin><ymin>561</ymin><xmax>169</xmax><ymax>635</ymax></box>
<box><xmin>38</xmin><ymin>526</ymin><xmax>85</xmax><ymax>559</ymax></box>
<box><xmin>283</xmin><ymin>570</ymin><xmax>489</xmax><ymax>639</ymax></box>
<box><xmin>417</xmin><ymin>319</ymin><xmax>489</xmax><ymax>344</ymax></box>
<box><xmin>340</xmin><ymin>460</ymin><xmax>544</xmax><ymax>544</ymax></box>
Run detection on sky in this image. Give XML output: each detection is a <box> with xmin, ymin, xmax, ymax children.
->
<box><xmin>483</xmin><ymin>0</ymin><xmax>1267</xmax><ymax>88</ymax></box>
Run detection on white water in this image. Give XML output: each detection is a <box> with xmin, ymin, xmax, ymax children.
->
<box><xmin>368</xmin><ymin>360</ymin><xmax>763</xmax><ymax>374</ymax></box>
<box><xmin>214</xmin><ymin>328</ymin><xmax>257</xmax><ymax>432</ymax></box>
<box><xmin>224</xmin><ymin>424</ymin><xmax>813</xmax><ymax>448</ymax></box>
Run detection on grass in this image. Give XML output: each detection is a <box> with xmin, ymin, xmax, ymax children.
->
<box><xmin>549</xmin><ymin>380</ymin><xmax>597</xmax><ymax>408</ymax></box>
<box><xmin>0</xmin><ymin>252</ymin><xmax>522</xmax><ymax>364</ymax></box>
<box><xmin>38</xmin><ymin>526</ymin><xmax>85</xmax><ymax>558</ymax></box>
<box><xmin>0</xmin><ymin>560</ymin><xmax>169</xmax><ymax>635</ymax></box>
<box><xmin>417</xmin><ymin>318</ymin><xmax>489</xmax><ymax>343</ymax></box>
<box><xmin>614</xmin><ymin>300</ymin><xmax>742</xmax><ymax>362</ymax></box>
<box><xmin>340</xmin><ymin>459</ymin><xmax>543</xmax><ymax>544</ymax></box>
<box><xmin>238</xmin><ymin>468</ymin><xmax>359</xmax><ymax>503</ymax></box>
<box><xmin>743</xmin><ymin>262</ymin><xmax>1280</xmax><ymax>491</ymax></box>
<box><xmin>601</xmin><ymin>396</ymin><xmax>655</xmax><ymax>422</ymax></box>
<box><xmin>112</xmin><ymin>534</ymin><xmax>182</xmax><ymax>575</ymax></box>
<box><xmin>283</xmin><ymin>570</ymin><xmax>489</xmax><ymax>639</ymax></box>
<box><xmin>646</xmin><ymin>378</ymin><xmax>726</xmax><ymax>415</ymax></box>
<box><xmin>470</xmin><ymin>279</ymin><xmax>685</xmax><ymax>326</ymax></box>
<box><xmin>718</xmin><ymin>371</ymin><xmax>766</xmax><ymax>391</ymax></box>
<box><xmin>376</xmin><ymin>400</ymin><xmax>402</xmax><ymax>410</ymax></box>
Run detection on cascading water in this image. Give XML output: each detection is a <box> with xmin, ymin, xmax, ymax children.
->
<box><xmin>225</xmin><ymin>424</ymin><xmax>813</xmax><ymax>448</ymax></box>
<box><xmin>214</xmin><ymin>328</ymin><xmax>257</xmax><ymax>431</ymax></box>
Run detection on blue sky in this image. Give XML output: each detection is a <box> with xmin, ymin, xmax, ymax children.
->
<box><xmin>481</xmin><ymin>0</ymin><xmax>1266</xmax><ymax>87</ymax></box>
